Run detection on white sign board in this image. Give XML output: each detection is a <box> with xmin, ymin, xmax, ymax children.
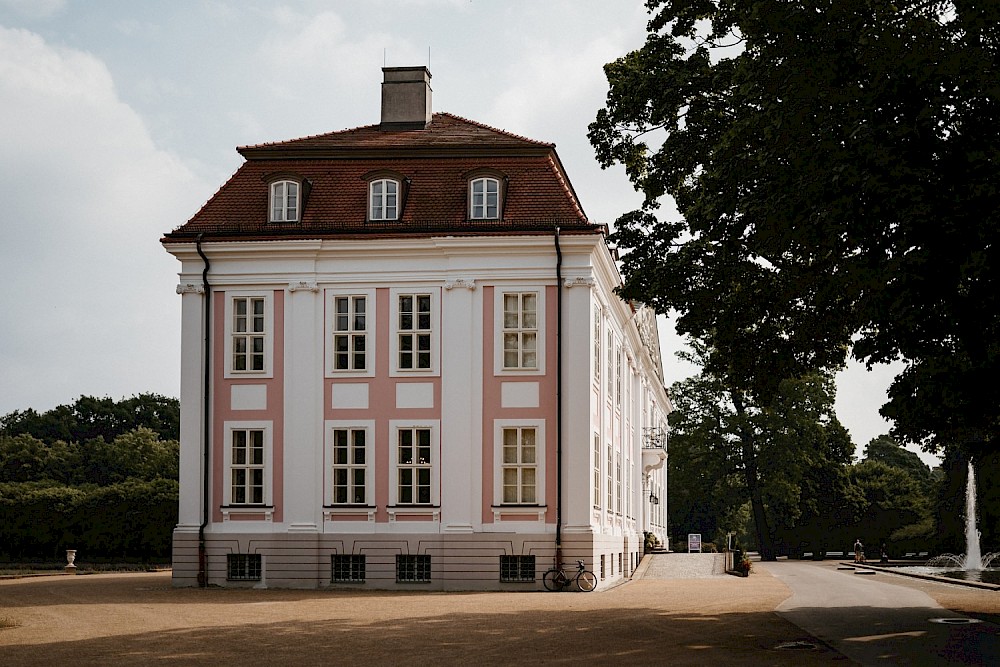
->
<box><xmin>688</xmin><ymin>533</ymin><xmax>702</xmax><ymax>553</ymax></box>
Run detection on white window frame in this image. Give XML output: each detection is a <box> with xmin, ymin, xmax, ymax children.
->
<box><xmin>222</xmin><ymin>420</ymin><xmax>273</xmax><ymax>518</ymax></box>
<box><xmin>593</xmin><ymin>432</ymin><xmax>601</xmax><ymax>509</ymax></box>
<box><xmin>369</xmin><ymin>178</ymin><xmax>399</xmax><ymax>221</ymax></box>
<box><xmin>224</xmin><ymin>291</ymin><xmax>273</xmax><ymax>379</ymax></box>
<box><xmin>325</xmin><ymin>420</ymin><xmax>375</xmax><ymax>507</ymax></box>
<box><xmin>389</xmin><ymin>420</ymin><xmax>440</xmax><ymax>507</ymax></box>
<box><xmin>593</xmin><ymin>306</ymin><xmax>602</xmax><ymax>387</ymax></box>
<box><xmin>390</xmin><ymin>288</ymin><xmax>439</xmax><ymax>376</ymax></box>
<box><xmin>469</xmin><ymin>176</ymin><xmax>500</xmax><ymax>219</ymax></box>
<box><xmin>494</xmin><ymin>287</ymin><xmax>545</xmax><ymax>375</ymax></box>
<box><xmin>493</xmin><ymin>420</ymin><xmax>546</xmax><ymax>507</ymax></box>
<box><xmin>269</xmin><ymin>179</ymin><xmax>299</xmax><ymax>222</ymax></box>
<box><xmin>326</xmin><ymin>289</ymin><xmax>376</xmax><ymax>377</ymax></box>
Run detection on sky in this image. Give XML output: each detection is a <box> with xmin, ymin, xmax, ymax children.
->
<box><xmin>0</xmin><ymin>0</ymin><xmax>926</xmax><ymax>464</ymax></box>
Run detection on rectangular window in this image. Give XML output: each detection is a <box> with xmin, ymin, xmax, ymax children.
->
<box><xmin>331</xmin><ymin>554</ymin><xmax>366</xmax><ymax>583</ymax></box>
<box><xmin>331</xmin><ymin>428</ymin><xmax>367</xmax><ymax>504</ymax></box>
<box><xmin>397</xmin><ymin>427</ymin><xmax>432</xmax><ymax>504</ymax></box>
<box><xmin>616</xmin><ymin>454</ymin><xmax>622</xmax><ymax>514</ymax></box>
<box><xmin>499</xmin><ymin>555</ymin><xmax>535</xmax><ymax>582</ymax></box>
<box><xmin>606</xmin><ymin>443</ymin><xmax>614</xmax><ymax>509</ymax></box>
<box><xmin>501</xmin><ymin>427</ymin><xmax>537</xmax><ymax>504</ymax></box>
<box><xmin>398</xmin><ymin>294</ymin><xmax>431</xmax><ymax>370</ymax></box>
<box><xmin>502</xmin><ymin>292</ymin><xmax>537</xmax><ymax>369</ymax></box>
<box><xmin>231</xmin><ymin>428</ymin><xmax>265</xmax><ymax>505</ymax></box>
<box><xmin>396</xmin><ymin>554</ymin><xmax>431</xmax><ymax>582</ymax></box>
<box><xmin>593</xmin><ymin>433</ymin><xmax>601</xmax><ymax>508</ymax></box>
<box><xmin>232</xmin><ymin>296</ymin><xmax>266</xmax><ymax>372</ymax></box>
<box><xmin>227</xmin><ymin>554</ymin><xmax>262</xmax><ymax>581</ymax></box>
<box><xmin>616</xmin><ymin>347</ymin><xmax>622</xmax><ymax>406</ymax></box>
<box><xmin>600</xmin><ymin>554</ymin><xmax>606</xmax><ymax>580</ymax></box>
<box><xmin>333</xmin><ymin>296</ymin><xmax>367</xmax><ymax>371</ymax></box>
<box><xmin>593</xmin><ymin>306</ymin><xmax>601</xmax><ymax>386</ymax></box>
<box><xmin>606</xmin><ymin>331</ymin><xmax>614</xmax><ymax>398</ymax></box>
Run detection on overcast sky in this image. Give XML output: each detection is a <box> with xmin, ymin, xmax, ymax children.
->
<box><xmin>0</xmin><ymin>0</ymin><xmax>924</xmax><ymax>463</ymax></box>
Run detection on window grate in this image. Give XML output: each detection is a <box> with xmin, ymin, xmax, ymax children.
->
<box><xmin>227</xmin><ymin>553</ymin><xmax>262</xmax><ymax>581</ymax></box>
<box><xmin>331</xmin><ymin>554</ymin><xmax>366</xmax><ymax>583</ymax></box>
<box><xmin>499</xmin><ymin>555</ymin><xmax>535</xmax><ymax>583</ymax></box>
<box><xmin>396</xmin><ymin>554</ymin><xmax>431</xmax><ymax>582</ymax></box>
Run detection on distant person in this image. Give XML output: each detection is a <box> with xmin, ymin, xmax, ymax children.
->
<box><xmin>854</xmin><ymin>538</ymin><xmax>864</xmax><ymax>563</ymax></box>
<box><xmin>880</xmin><ymin>542</ymin><xmax>889</xmax><ymax>564</ymax></box>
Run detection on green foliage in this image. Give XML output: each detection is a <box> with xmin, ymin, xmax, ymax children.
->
<box><xmin>1</xmin><ymin>394</ymin><xmax>179</xmax><ymax>444</ymax></box>
<box><xmin>666</xmin><ymin>343</ymin><xmax>858</xmax><ymax>558</ymax></box>
<box><xmin>591</xmin><ymin>1</ymin><xmax>1000</xmax><ymax>454</ymax></box>
<box><xmin>0</xmin><ymin>395</ymin><xmax>180</xmax><ymax>561</ymax></box>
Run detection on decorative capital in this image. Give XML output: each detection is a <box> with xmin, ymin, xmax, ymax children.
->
<box><xmin>176</xmin><ymin>283</ymin><xmax>204</xmax><ymax>294</ymax></box>
<box><xmin>288</xmin><ymin>280</ymin><xmax>319</xmax><ymax>292</ymax></box>
<box><xmin>444</xmin><ymin>278</ymin><xmax>476</xmax><ymax>290</ymax></box>
<box><xmin>564</xmin><ymin>277</ymin><xmax>596</xmax><ymax>289</ymax></box>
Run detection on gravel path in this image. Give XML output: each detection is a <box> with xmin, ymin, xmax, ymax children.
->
<box><xmin>2</xmin><ymin>558</ymin><xmax>996</xmax><ymax>665</ymax></box>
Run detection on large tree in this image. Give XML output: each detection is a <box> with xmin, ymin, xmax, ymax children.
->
<box><xmin>667</xmin><ymin>342</ymin><xmax>857</xmax><ymax>559</ymax></box>
<box><xmin>590</xmin><ymin>1</ymin><xmax>1000</xmax><ymax>455</ymax></box>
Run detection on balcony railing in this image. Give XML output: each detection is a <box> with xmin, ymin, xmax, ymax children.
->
<box><xmin>642</xmin><ymin>426</ymin><xmax>667</xmax><ymax>453</ymax></box>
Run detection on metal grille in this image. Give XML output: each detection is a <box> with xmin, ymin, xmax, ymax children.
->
<box><xmin>331</xmin><ymin>555</ymin><xmax>366</xmax><ymax>583</ymax></box>
<box><xmin>499</xmin><ymin>555</ymin><xmax>535</xmax><ymax>582</ymax></box>
<box><xmin>396</xmin><ymin>554</ymin><xmax>431</xmax><ymax>582</ymax></box>
<box><xmin>227</xmin><ymin>554</ymin><xmax>262</xmax><ymax>581</ymax></box>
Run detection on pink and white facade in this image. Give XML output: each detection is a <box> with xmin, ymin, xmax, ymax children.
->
<box><xmin>163</xmin><ymin>67</ymin><xmax>671</xmax><ymax>590</ymax></box>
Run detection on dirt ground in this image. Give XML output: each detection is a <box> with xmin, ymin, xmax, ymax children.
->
<box><xmin>1</xmin><ymin>561</ymin><xmax>997</xmax><ymax>666</ymax></box>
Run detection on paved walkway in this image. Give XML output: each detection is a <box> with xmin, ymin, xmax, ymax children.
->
<box><xmin>763</xmin><ymin>560</ymin><xmax>1000</xmax><ymax>665</ymax></box>
<box><xmin>642</xmin><ymin>552</ymin><xmax>728</xmax><ymax>579</ymax></box>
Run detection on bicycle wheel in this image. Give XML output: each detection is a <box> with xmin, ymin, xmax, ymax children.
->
<box><xmin>542</xmin><ymin>568</ymin><xmax>563</xmax><ymax>591</ymax></box>
<box><xmin>576</xmin><ymin>570</ymin><xmax>597</xmax><ymax>592</ymax></box>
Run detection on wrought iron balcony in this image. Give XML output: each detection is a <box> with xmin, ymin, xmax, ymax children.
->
<box><xmin>642</xmin><ymin>426</ymin><xmax>668</xmax><ymax>453</ymax></box>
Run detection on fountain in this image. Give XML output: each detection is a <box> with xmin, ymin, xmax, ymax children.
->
<box><xmin>923</xmin><ymin>461</ymin><xmax>1000</xmax><ymax>580</ymax></box>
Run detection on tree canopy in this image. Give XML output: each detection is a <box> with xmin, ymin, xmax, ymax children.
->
<box><xmin>590</xmin><ymin>0</ymin><xmax>1000</xmax><ymax>453</ymax></box>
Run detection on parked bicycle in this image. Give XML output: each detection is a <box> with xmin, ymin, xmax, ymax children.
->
<box><xmin>542</xmin><ymin>560</ymin><xmax>597</xmax><ymax>592</ymax></box>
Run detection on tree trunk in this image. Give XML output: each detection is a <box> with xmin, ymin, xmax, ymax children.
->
<box><xmin>732</xmin><ymin>392</ymin><xmax>777</xmax><ymax>561</ymax></box>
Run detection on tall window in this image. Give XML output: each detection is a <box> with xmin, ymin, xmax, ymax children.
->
<box><xmin>616</xmin><ymin>347</ymin><xmax>623</xmax><ymax>406</ymax></box>
<box><xmin>501</xmin><ymin>427</ymin><xmax>537</xmax><ymax>504</ymax></box>
<box><xmin>398</xmin><ymin>294</ymin><xmax>431</xmax><ymax>370</ymax></box>
<box><xmin>593</xmin><ymin>433</ymin><xmax>601</xmax><ymax>508</ymax></box>
<box><xmin>331</xmin><ymin>428</ymin><xmax>366</xmax><ymax>504</ymax></box>
<box><xmin>606</xmin><ymin>331</ymin><xmax>614</xmax><ymax>398</ymax></box>
<box><xmin>269</xmin><ymin>180</ymin><xmax>299</xmax><ymax>222</ymax></box>
<box><xmin>615</xmin><ymin>452</ymin><xmax>622</xmax><ymax>514</ymax></box>
<box><xmin>593</xmin><ymin>307</ymin><xmax>601</xmax><ymax>386</ymax></box>
<box><xmin>606</xmin><ymin>442</ymin><xmax>614</xmax><ymax>509</ymax></box>
<box><xmin>502</xmin><ymin>292</ymin><xmax>537</xmax><ymax>369</ymax></box>
<box><xmin>397</xmin><ymin>427</ymin><xmax>432</xmax><ymax>504</ymax></box>
<box><xmin>231</xmin><ymin>428</ymin><xmax>265</xmax><ymax>505</ymax></box>
<box><xmin>470</xmin><ymin>177</ymin><xmax>499</xmax><ymax>219</ymax></box>
<box><xmin>369</xmin><ymin>179</ymin><xmax>398</xmax><ymax>221</ymax></box>
<box><xmin>333</xmin><ymin>296</ymin><xmax>367</xmax><ymax>371</ymax></box>
<box><xmin>232</xmin><ymin>296</ymin><xmax>265</xmax><ymax>372</ymax></box>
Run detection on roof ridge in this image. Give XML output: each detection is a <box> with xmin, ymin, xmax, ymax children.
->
<box><xmin>434</xmin><ymin>112</ymin><xmax>553</xmax><ymax>147</ymax></box>
<box><xmin>238</xmin><ymin>121</ymin><xmax>381</xmax><ymax>151</ymax></box>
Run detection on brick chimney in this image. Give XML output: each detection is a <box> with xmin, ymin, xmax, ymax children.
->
<box><xmin>380</xmin><ymin>66</ymin><xmax>432</xmax><ymax>131</ymax></box>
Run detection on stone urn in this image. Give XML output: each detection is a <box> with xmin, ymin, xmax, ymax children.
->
<box><xmin>65</xmin><ymin>549</ymin><xmax>77</xmax><ymax>574</ymax></box>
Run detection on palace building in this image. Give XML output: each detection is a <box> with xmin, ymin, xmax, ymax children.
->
<box><xmin>162</xmin><ymin>66</ymin><xmax>671</xmax><ymax>589</ymax></box>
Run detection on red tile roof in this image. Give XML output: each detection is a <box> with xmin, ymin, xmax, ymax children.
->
<box><xmin>163</xmin><ymin>113</ymin><xmax>598</xmax><ymax>243</ymax></box>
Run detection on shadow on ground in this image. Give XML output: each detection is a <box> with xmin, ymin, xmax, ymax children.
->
<box><xmin>1</xmin><ymin>607</ymin><xmax>845</xmax><ymax>666</ymax></box>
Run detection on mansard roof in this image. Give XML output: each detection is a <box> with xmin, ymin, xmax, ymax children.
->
<box><xmin>162</xmin><ymin>113</ymin><xmax>599</xmax><ymax>243</ymax></box>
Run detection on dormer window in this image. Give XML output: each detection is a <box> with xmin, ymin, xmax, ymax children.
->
<box><xmin>270</xmin><ymin>180</ymin><xmax>299</xmax><ymax>222</ymax></box>
<box><xmin>370</xmin><ymin>179</ymin><xmax>399</xmax><ymax>221</ymax></box>
<box><xmin>470</xmin><ymin>177</ymin><xmax>500</xmax><ymax>219</ymax></box>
